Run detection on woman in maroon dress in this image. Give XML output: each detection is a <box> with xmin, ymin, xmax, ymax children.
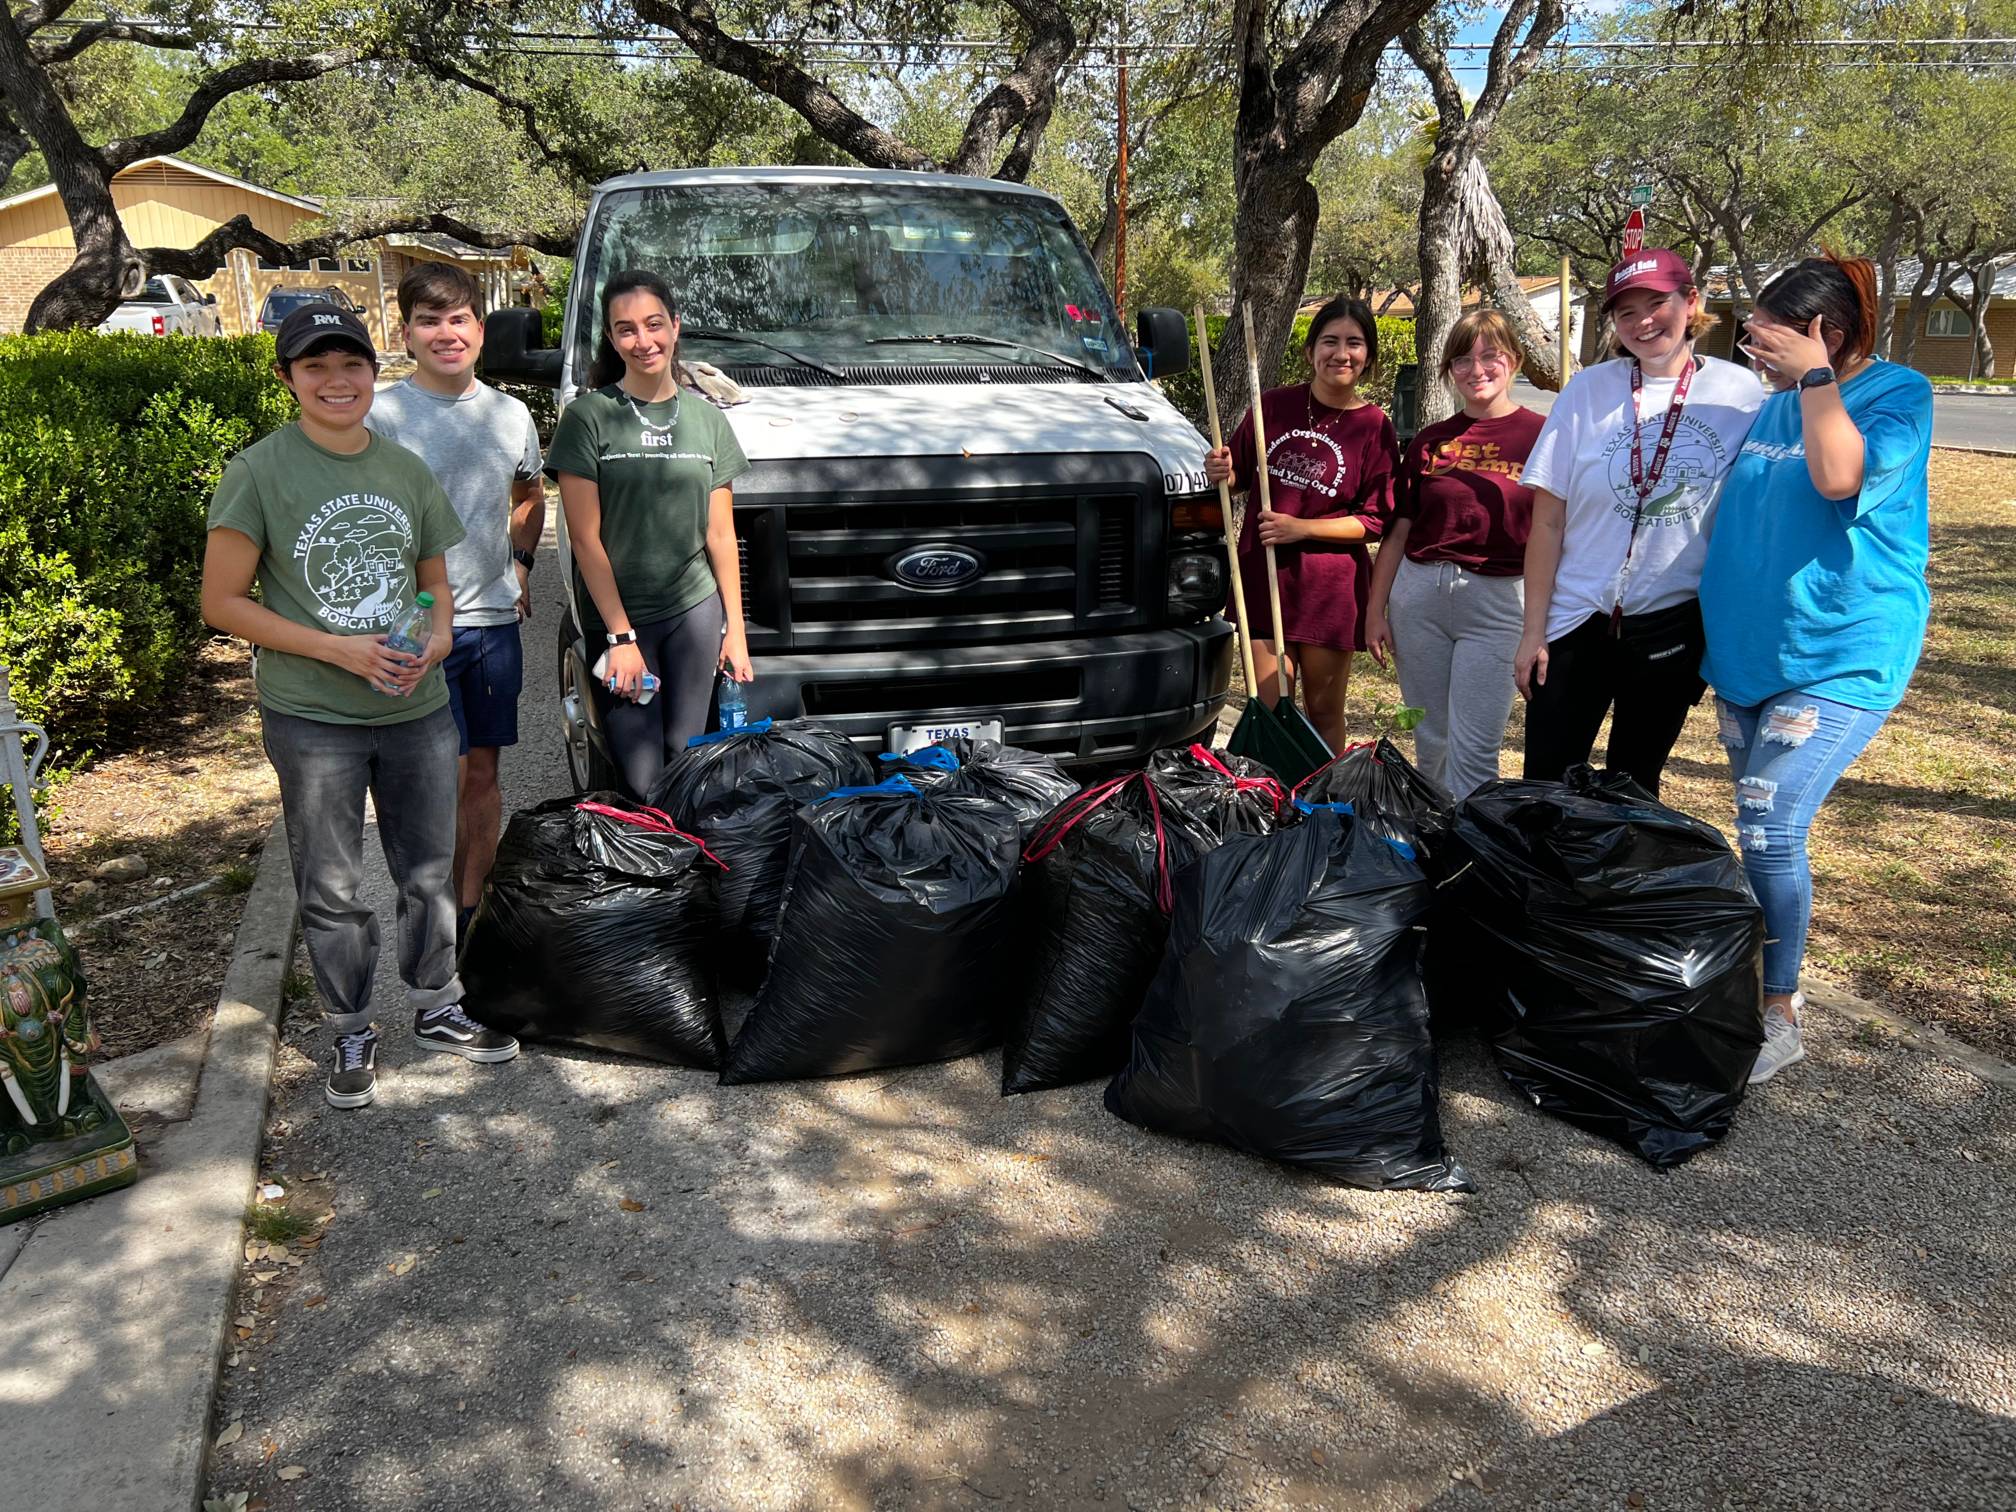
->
<box><xmin>1204</xmin><ymin>295</ymin><xmax>1399</xmax><ymax>751</ymax></box>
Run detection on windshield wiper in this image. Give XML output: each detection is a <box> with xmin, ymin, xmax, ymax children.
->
<box><xmin>681</xmin><ymin>326</ymin><xmax>846</xmax><ymax>381</ymax></box>
<box><xmin>866</xmin><ymin>332</ymin><xmax>1110</xmax><ymax>382</ymax></box>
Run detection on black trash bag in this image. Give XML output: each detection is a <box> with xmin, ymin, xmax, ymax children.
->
<box><xmin>721</xmin><ymin>777</ymin><xmax>1024</xmax><ymax>1083</ymax></box>
<box><xmin>1004</xmin><ymin>772</ymin><xmax>1208</xmax><ymax>1094</ymax></box>
<box><xmin>1105</xmin><ymin>807</ymin><xmax>1473</xmax><ymax>1191</ymax></box>
<box><xmin>1441</xmin><ymin>765</ymin><xmax>1766</xmax><ymax>1168</ymax></box>
<box><xmin>1293</xmin><ymin>738</ymin><xmax>1455</xmax><ymax>865</ymax></box>
<box><xmin>461</xmin><ymin>794</ymin><xmax>727</xmax><ymax>1068</ymax></box>
<box><xmin>1145</xmin><ymin>742</ymin><xmax>1291</xmax><ymax>842</ymax></box>
<box><xmin>879</xmin><ymin>738</ymin><xmax>1080</xmax><ymax>839</ymax></box>
<box><xmin>647</xmin><ymin>718</ymin><xmax>875</xmax><ymax>952</ymax></box>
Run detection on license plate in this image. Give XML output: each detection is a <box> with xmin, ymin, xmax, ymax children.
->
<box><xmin>888</xmin><ymin>718</ymin><xmax>1003</xmax><ymax>755</ymax></box>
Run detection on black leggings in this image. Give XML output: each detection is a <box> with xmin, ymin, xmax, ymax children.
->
<box><xmin>595</xmin><ymin>592</ymin><xmax>723</xmax><ymax>801</ymax></box>
<box><xmin>1522</xmin><ymin>598</ymin><xmax>1706</xmax><ymax>798</ymax></box>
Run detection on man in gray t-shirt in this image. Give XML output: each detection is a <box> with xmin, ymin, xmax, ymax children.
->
<box><xmin>365</xmin><ymin>263</ymin><xmax>546</xmax><ymax>941</ymax></box>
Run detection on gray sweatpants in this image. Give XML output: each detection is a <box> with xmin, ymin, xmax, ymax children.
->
<box><xmin>1386</xmin><ymin>556</ymin><xmax>1524</xmax><ymax>798</ymax></box>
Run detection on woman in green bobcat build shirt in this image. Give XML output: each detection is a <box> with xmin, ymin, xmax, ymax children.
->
<box><xmin>547</xmin><ymin>268</ymin><xmax>753</xmax><ymax>799</ymax></box>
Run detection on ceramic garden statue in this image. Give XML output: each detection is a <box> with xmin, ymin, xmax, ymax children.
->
<box><xmin>0</xmin><ymin>848</ymin><xmax>137</xmax><ymax>1222</ymax></box>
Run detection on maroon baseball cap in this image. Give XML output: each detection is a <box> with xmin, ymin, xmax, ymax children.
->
<box><xmin>1603</xmin><ymin>248</ymin><xmax>1694</xmax><ymax>310</ymax></box>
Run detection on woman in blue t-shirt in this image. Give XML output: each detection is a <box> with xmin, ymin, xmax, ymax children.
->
<box><xmin>1699</xmin><ymin>253</ymin><xmax>1934</xmax><ymax>1086</ymax></box>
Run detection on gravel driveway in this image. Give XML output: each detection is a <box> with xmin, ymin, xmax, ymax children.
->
<box><xmin>210</xmin><ymin>543</ymin><xmax>2016</xmax><ymax>1512</ymax></box>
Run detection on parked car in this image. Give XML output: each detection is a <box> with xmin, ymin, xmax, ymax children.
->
<box><xmin>97</xmin><ymin>275</ymin><xmax>223</xmax><ymax>337</ymax></box>
<box><xmin>481</xmin><ymin>166</ymin><xmax>1233</xmax><ymax>791</ymax></box>
<box><xmin>257</xmin><ymin>285</ymin><xmax>366</xmax><ymax>334</ymax></box>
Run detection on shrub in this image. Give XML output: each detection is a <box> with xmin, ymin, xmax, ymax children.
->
<box><xmin>1159</xmin><ymin>311</ymin><xmax>1417</xmax><ymax>435</ymax></box>
<box><xmin>0</xmin><ymin>332</ymin><xmax>289</xmax><ymax>763</ymax></box>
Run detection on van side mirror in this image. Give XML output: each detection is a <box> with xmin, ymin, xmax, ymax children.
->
<box><xmin>482</xmin><ymin>306</ymin><xmax>562</xmax><ymax>388</ymax></box>
<box><xmin>1134</xmin><ymin>306</ymin><xmax>1190</xmax><ymax>380</ymax></box>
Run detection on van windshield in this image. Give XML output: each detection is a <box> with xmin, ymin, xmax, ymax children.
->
<box><xmin>573</xmin><ymin>181</ymin><xmax>1136</xmax><ymax>384</ymax></box>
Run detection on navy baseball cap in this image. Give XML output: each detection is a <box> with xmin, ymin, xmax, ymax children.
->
<box><xmin>274</xmin><ymin>302</ymin><xmax>376</xmax><ymax>361</ymax></box>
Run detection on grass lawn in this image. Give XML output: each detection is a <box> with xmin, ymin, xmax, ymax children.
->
<box><xmin>1318</xmin><ymin>451</ymin><xmax>2016</xmax><ymax>1058</ymax></box>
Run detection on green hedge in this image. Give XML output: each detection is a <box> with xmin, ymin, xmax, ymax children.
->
<box><xmin>0</xmin><ymin>331</ymin><xmax>290</xmax><ymax>762</ymax></box>
<box><xmin>1159</xmin><ymin>313</ymin><xmax>1417</xmax><ymax>435</ymax></box>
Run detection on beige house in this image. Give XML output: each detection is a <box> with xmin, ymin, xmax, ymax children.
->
<box><xmin>0</xmin><ymin>155</ymin><xmax>537</xmax><ymax>343</ymax></box>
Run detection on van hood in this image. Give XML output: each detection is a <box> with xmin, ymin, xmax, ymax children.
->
<box><xmin>715</xmin><ymin>381</ymin><xmax>1215</xmax><ymax>495</ymax></box>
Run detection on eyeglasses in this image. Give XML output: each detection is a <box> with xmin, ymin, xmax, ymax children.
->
<box><xmin>1450</xmin><ymin>351</ymin><xmax>1512</xmax><ymax>375</ymax></box>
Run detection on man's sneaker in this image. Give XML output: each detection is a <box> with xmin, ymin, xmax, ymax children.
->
<box><xmin>326</xmin><ymin>1027</ymin><xmax>380</xmax><ymax>1109</ymax></box>
<box><xmin>1749</xmin><ymin>995</ymin><xmax>1807</xmax><ymax>1085</ymax></box>
<box><xmin>414</xmin><ymin>1001</ymin><xmax>519</xmax><ymax>1063</ymax></box>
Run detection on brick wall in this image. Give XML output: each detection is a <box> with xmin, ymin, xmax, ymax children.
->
<box><xmin>1890</xmin><ymin>304</ymin><xmax>2016</xmax><ymax>381</ymax></box>
<box><xmin>0</xmin><ymin>247</ymin><xmax>82</xmax><ymax>332</ymax></box>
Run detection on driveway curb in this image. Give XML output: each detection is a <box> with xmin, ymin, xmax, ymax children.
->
<box><xmin>0</xmin><ymin>816</ymin><xmax>298</xmax><ymax>1511</ymax></box>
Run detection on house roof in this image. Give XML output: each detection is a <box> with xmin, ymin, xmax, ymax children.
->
<box><xmin>1343</xmin><ymin>276</ymin><xmax>1587</xmax><ymax>320</ymax></box>
<box><xmin>1702</xmin><ymin>259</ymin><xmax>2016</xmax><ymax>303</ymax></box>
<box><xmin>0</xmin><ymin>153</ymin><xmax>322</xmax><ymax>217</ymax></box>
<box><xmin>382</xmin><ymin>231</ymin><xmax>518</xmax><ymax>266</ymax></box>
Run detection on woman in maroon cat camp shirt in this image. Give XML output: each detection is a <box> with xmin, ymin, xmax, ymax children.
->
<box><xmin>1205</xmin><ymin>294</ymin><xmax>1399</xmax><ymax>752</ymax></box>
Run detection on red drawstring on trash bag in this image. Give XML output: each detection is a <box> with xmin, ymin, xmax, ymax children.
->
<box><xmin>573</xmin><ymin>800</ymin><xmax>730</xmax><ymax>871</ymax></box>
<box><xmin>1024</xmin><ymin>771</ymin><xmax>1177</xmax><ymax>914</ymax></box>
<box><xmin>1183</xmin><ymin>742</ymin><xmax>1289</xmax><ymax>815</ymax></box>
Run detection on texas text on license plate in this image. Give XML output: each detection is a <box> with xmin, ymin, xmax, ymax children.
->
<box><xmin>888</xmin><ymin>719</ymin><xmax>1003</xmax><ymax>755</ymax></box>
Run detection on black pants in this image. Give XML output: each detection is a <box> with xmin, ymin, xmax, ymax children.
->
<box><xmin>1522</xmin><ymin>599</ymin><xmax>1706</xmax><ymax>798</ymax></box>
<box><xmin>594</xmin><ymin>591</ymin><xmax>724</xmax><ymax>802</ymax></box>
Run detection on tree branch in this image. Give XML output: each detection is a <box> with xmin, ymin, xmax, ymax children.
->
<box><xmin>103</xmin><ymin>48</ymin><xmax>365</xmax><ymax>171</ymax></box>
<box><xmin>418</xmin><ymin>54</ymin><xmax>612</xmax><ymax>187</ymax></box>
<box><xmin>31</xmin><ymin>22</ymin><xmax>194</xmax><ymax>67</ymax></box>
<box><xmin>141</xmin><ymin>210</ymin><xmax>578</xmax><ymax>283</ymax></box>
<box><xmin>14</xmin><ymin>0</ymin><xmax>82</xmax><ymax>35</ymax></box>
<box><xmin>633</xmin><ymin>0</ymin><xmax>934</xmax><ymax>170</ymax></box>
<box><xmin>946</xmin><ymin>0</ymin><xmax>1077</xmax><ymax>178</ymax></box>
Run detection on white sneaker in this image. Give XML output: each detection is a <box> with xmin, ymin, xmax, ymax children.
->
<box><xmin>1749</xmin><ymin>995</ymin><xmax>1806</xmax><ymax>1085</ymax></box>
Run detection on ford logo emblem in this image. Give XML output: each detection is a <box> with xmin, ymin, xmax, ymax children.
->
<box><xmin>888</xmin><ymin>544</ymin><xmax>986</xmax><ymax>591</ymax></box>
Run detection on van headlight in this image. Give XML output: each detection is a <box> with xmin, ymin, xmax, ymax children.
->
<box><xmin>1167</xmin><ymin>549</ymin><xmax>1225</xmax><ymax>619</ymax></box>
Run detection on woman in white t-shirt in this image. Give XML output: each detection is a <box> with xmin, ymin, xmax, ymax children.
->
<box><xmin>1515</xmin><ymin>249</ymin><xmax>1765</xmax><ymax>796</ymax></box>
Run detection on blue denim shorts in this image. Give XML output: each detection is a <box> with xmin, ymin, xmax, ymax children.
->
<box><xmin>442</xmin><ymin>622</ymin><xmax>523</xmax><ymax>755</ymax></box>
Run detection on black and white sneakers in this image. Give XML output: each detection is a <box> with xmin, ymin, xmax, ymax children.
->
<box><xmin>326</xmin><ymin>1028</ymin><xmax>381</xmax><ymax>1109</ymax></box>
<box><xmin>323</xmin><ymin>1007</ymin><xmax>518</xmax><ymax>1110</ymax></box>
<box><xmin>413</xmin><ymin>1001</ymin><xmax>520</xmax><ymax>1063</ymax></box>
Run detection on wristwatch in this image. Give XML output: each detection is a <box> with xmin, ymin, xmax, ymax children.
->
<box><xmin>1798</xmin><ymin>366</ymin><xmax>1837</xmax><ymax>390</ymax></box>
<box><xmin>606</xmin><ymin>629</ymin><xmax>638</xmax><ymax>646</ymax></box>
<box><xmin>512</xmin><ymin>547</ymin><xmax>536</xmax><ymax>571</ymax></box>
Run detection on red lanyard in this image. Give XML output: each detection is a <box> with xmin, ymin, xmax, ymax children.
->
<box><xmin>1612</xmin><ymin>358</ymin><xmax>1695</xmax><ymax>634</ymax></box>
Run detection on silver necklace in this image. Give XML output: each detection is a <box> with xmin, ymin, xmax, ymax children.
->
<box><xmin>622</xmin><ymin>385</ymin><xmax>681</xmax><ymax>433</ymax></box>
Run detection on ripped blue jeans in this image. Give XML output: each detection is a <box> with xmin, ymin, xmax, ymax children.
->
<box><xmin>1715</xmin><ymin>692</ymin><xmax>1889</xmax><ymax>995</ymax></box>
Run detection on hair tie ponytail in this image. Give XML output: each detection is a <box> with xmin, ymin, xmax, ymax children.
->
<box><xmin>1821</xmin><ymin>249</ymin><xmax>1880</xmax><ymax>365</ymax></box>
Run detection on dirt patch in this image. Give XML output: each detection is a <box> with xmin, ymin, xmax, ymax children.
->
<box><xmin>38</xmin><ymin>638</ymin><xmax>281</xmax><ymax>1058</ymax></box>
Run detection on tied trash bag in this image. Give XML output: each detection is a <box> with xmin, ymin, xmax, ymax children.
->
<box><xmin>648</xmin><ymin>718</ymin><xmax>874</xmax><ymax>949</ymax></box>
<box><xmin>1005</xmin><ymin>771</ymin><xmax>1208</xmax><ymax>1095</ymax></box>
<box><xmin>1294</xmin><ymin>738</ymin><xmax>1454</xmax><ymax>864</ymax></box>
<box><xmin>1105</xmin><ymin>806</ymin><xmax>1472</xmax><ymax>1191</ymax></box>
<box><xmin>1442</xmin><ymin>765</ymin><xmax>1766</xmax><ymax>1168</ymax></box>
<box><xmin>880</xmin><ymin>738</ymin><xmax>1079</xmax><ymax>839</ymax></box>
<box><xmin>1146</xmin><ymin>743</ymin><xmax>1290</xmax><ymax>842</ymax></box>
<box><xmin>722</xmin><ymin>777</ymin><xmax>1024</xmax><ymax>1083</ymax></box>
<box><xmin>461</xmin><ymin>795</ymin><xmax>727</xmax><ymax>1068</ymax></box>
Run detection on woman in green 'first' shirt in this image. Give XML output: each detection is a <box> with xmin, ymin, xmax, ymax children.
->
<box><xmin>547</xmin><ymin>268</ymin><xmax>752</xmax><ymax>798</ymax></box>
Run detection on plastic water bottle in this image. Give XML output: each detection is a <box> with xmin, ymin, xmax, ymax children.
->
<box><xmin>717</xmin><ymin>674</ymin><xmax>749</xmax><ymax>731</ymax></box>
<box><xmin>378</xmin><ymin>592</ymin><xmax>433</xmax><ymax>693</ymax></box>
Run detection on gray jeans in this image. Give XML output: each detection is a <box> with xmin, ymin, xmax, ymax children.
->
<box><xmin>262</xmin><ymin>706</ymin><xmax>465</xmax><ymax>1034</ymax></box>
<box><xmin>1386</xmin><ymin>556</ymin><xmax>1524</xmax><ymax>799</ymax></box>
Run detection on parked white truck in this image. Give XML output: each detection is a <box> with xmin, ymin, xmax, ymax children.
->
<box><xmin>96</xmin><ymin>275</ymin><xmax>223</xmax><ymax>337</ymax></box>
<box><xmin>481</xmin><ymin>167</ymin><xmax>1233</xmax><ymax>788</ymax></box>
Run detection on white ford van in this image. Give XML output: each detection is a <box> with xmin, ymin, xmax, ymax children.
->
<box><xmin>482</xmin><ymin>166</ymin><xmax>1233</xmax><ymax>788</ymax></box>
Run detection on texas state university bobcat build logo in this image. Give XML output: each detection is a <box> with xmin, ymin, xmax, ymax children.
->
<box><xmin>1598</xmin><ymin>415</ymin><xmax>1729</xmax><ymax>528</ymax></box>
<box><xmin>291</xmin><ymin>493</ymin><xmax>414</xmax><ymax>629</ymax></box>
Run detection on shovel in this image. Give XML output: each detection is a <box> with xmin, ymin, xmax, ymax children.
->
<box><xmin>1237</xmin><ymin>306</ymin><xmax>1333</xmax><ymax>782</ymax></box>
<box><xmin>1195</xmin><ymin>305</ymin><xmax>1308</xmax><ymax>780</ymax></box>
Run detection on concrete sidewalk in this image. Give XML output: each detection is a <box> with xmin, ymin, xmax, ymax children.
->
<box><xmin>193</xmin><ymin>553</ymin><xmax>2016</xmax><ymax>1512</ymax></box>
<box><xmin>0</xmin><ymin>818</ymin><xmax>298</xmax><ymax>1510</ymax></box>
